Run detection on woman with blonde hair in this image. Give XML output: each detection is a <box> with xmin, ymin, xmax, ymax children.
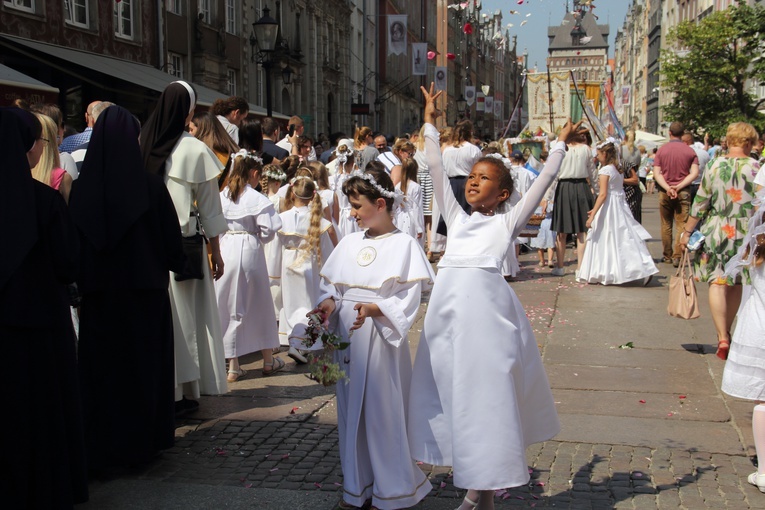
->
<box><xmin>32</xmin><ymin>113</ymin><xmax>72</xmax><ymax>203</ymax></box>
<box><xmin>681</xmin><ymin>121</ymin><xmax>761</xmax><ymax>361</ymax></box>
<box><xmin>387</xmin><ymin>138</ymin><xmax>416</xmax><ymax>185</ymax></box>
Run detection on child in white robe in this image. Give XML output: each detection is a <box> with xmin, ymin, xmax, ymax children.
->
<box><xmin>315</xmin><ymin>167</ymin><xmax>435</xmax><ymax>510</ymax></box>
<box><xmin>330</xmin><ymin>140</ymin><xmax>361</xmax><ymax>239</ymax></box>
<box><xmin>408</xmin><ymin>84</ymin><xmax>580</xmax><ymax>510</ymax></box>
<box><xmin>576</xmin><ymin>139</ymin><xmax>658</xmax><ymax>285</ymax></box>
<box><xmin>261</xmin><ymin>164</ymin><xmax>288</xmax><ymax>322</ymax></box>
<box><xmin>215</xmin><ymin>152</ymin><xmax>285</xmax><ymax>381</ymax></box>
<box><xmin>393</xmin><ymin>158</ymin><xmax>424</xmax><ymax>243</ymax></box>
<box><xmin>268</xmin><ymin>171</ymin><xmax>335</xmax><ymax>362</ymax></box>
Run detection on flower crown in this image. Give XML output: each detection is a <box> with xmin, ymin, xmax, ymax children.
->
<box><xmin>596</xmin><ymin>137</ymin><xmax>618</xmax><ymax>150</ymax></box>
<box><xmin>264</xmin><ymin>167</ymin><xmax>287</xmax><ymax>181</ymax></box>
<box><xmin>229</xmin><ymin>149</ymin><xmax>263</xmax><ymax>172</ymax></box>
<box><xmin>350</xmin><ymin>170</ymin><xmax>404</xmax><ymax>204</ymax></box>
<box><xmin>483</xmin><ymin>152</ymin><xmax>514</xmax><ymax>171</ymax></box>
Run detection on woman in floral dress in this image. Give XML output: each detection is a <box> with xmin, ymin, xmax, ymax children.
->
<box><xmin>681</xmin><ymin>122</ymin><xmax>760</xmax><ymax>361</ymax></box>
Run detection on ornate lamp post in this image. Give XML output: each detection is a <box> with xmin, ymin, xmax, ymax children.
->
<box><xmin>250</xmin><ymin>6</ymin><xmax>280</xmax><ymax>117</ymax></box>
<box><xmin>456</xmin><ymin>94</ymin><xmax>467</xmax><ymax>118</ymax></box>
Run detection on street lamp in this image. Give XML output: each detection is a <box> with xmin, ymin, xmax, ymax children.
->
<box><xmin>251</xmin><ymin>5</ymin><xmax>280</xmax><ymax>117</ymax></box>
<box><xmin>456</xmin><ymin>94</ymin><xmax>467</xmax><ymax>117</ymax></box>
<box><xmin>282</xmin><ymin>65</ymin><xmax>294</xmax><ymax>86</ymax></box>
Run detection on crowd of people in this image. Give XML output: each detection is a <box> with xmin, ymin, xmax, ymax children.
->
<box><xmin>5</xmin><ymin>78</ymin><xmax>765</xmax><ymax>509</ymax></box>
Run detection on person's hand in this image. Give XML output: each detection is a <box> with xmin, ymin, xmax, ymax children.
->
<box><xmin>310</xmin><ymin>298</ymin><xmax>336</xmax><ymax>321</ymax></box>
<box><xmin>587</xmin><ymin>209</ymin><xmax>594</xmax><ymax>218</ymax></box>
<box><xmin>417</xmin><ymin>232</ymin><xmax>423</xmax><ymax>239</ymax></box>
<box><xmin>557</xmin><ymin>119</ymin><xmax>585</xmax><ymax>144</ymax></box>
<box><xmin>585</xmin><ymin>217</ymin><xmax>593</xmax><ymax>229</ymax></box>
<box><xmin>288</xmin><ymin>131</ymin><xmax>299</xmax><ymax>148</ymax></box>
<box><xmin>420</xmin><ymin>83</ymin><xmax>443</xmax><ymax>125</ymax></box>
<box><xmin>350</xmin><ymin>303</ymin><xmax>374</xmax><ymax>332</ymax></box>
<box><xmin>210</xmin><ymin>250</ymin><xmax>224</xmax><ymax>280</ymax></box>
<box><xmin>704</xmin><ymin>133</ymin><xmax>710</xmax><ymax>144</ymax></box>
<box><xmin>667</xmin><ymin>187</ymin><xmax>678</xmax><ymax>199</ymax></box>
<box><xmin>679</xmin><ymin>232</ymin><xmax>689</xmax><ymax>251</ymax></box>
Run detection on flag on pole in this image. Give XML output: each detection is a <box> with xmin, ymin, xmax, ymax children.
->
<box><xmin>434</xmin><ymin>67</ymin><xmax>447</xmax><ymax>91</ymax></box>
<box><xmin>485</xmin><ymin>96</ymin><xmax>494</xmax><ymax>116</ymax></box>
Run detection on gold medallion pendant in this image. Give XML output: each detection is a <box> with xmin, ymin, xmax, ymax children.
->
<box><xmin>356</xmin><ymin>246</ymin><xmax>377</xmax><ymax>267</ymax></box>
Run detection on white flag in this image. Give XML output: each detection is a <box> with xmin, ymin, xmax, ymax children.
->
<box><xmin>476</xmin><ymin>92</ymin><xmax>485</xmax><ymax>112</ymax></box>
<box><xmin>412</xmin><ymin>43</ymin><xmax>427</xmax><ymax>76</ymax></box>
<box><xmin>485</xmin><ymin>96</ymin><xmax>494</xmax><ymax>116</ymax></box>
<box><xmin>494</xmin><ymin>100</ymin><xmax>502</xmax><ymax>119</ymax></box>
<box><xmin>464</xmin><ymin>86</ymin><xmax>475</xmax><ymax>106</ymax></box>
<box><xmin>387</xmin><ymin>15</ymin><xmax>407</xmax><ymax>56</ymax></box>
<box><xmin>434</xmin><ymin>67</ymin><xmax>447</xmax><ymax>91</ymax></box>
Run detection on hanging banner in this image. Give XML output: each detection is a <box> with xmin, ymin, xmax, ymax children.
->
<box><xmin>387</xmin><ymin>15</ymin><xmax>407</xmax><ymax>56</ymax></box>
<box><xmin>464</xmin><ymin>86</ymin><xmax>476</xmax><ymax>106</ymax></box>
<box><xmin>476</xmin><ymin>92</ymin><xmax>485</xmax><ymax>112</ymax></box>
<box><xmin>434</xmin><ymin>66</ymin><xmax>447</xmax><ymax>91</ymax></box>
<box><xmin>412</xmin><ymin>43</ymin><xmax>427</xmax><ymax>75</ymax></box>
<box><xmin>527</xmin><ymin>71</ymin><xmax>571</xmax><ymax>133</ymax></box>
<box><xmin>484</xmin><ymin>96</ymin><xmax>494</xmax><ymax>116</ymax></box>
<box><xmin>494</xmin><ymin>100</ymin><xmax>502</xmax><ymax>119</ymax></box>
<box><xmin>621</xmin><ymin>86</ymin><xmax>631</xmax><ymax>106</ymax></box>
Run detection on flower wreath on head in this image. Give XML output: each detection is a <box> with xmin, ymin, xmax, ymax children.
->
<box><xmin>350</xmin><ymin>170</ymin><xmax>405</xmax><ymax>206</ymax></box>
<box><xmin>595</xmin><ymin>137</ymin><xmax>618</xmax><ymax>150</ymax></box>
<box><xmin>483</xmin><ymin>152</ymin><xmax>514</xmax><ymax>172</ymax></box>
<box><xmin>334</xmin><ymin>144</ymin><xmax>355</xmax><ymax>165</ymax></box>
<box><xmin>230</xmin><ymin>148</ymin><xmax>263</xmax><ymax>165</ymax></box>
<box><xmin>264</xmin><ymin>167</ymin><xmax>287</xmax><ymax>181</ymax></box>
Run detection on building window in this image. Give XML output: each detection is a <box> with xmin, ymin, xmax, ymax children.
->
<box><xmin>167</xmin><ymin>0</ymin><xmax>181</xmax><ymax>15</ymax></box>
<box><xmin>64</xmin><ymin>0</ymin><xmax>88</xmax><ymax>27</ymax></box>
<box><xmin>168</xmin><ymin>53</ymin><xmax>184</xmax><ymax>80</ymax></box>
<box><xmin>198</xmin><ymin>0</ymin><xmax>210</xmax><ymax>24</ymax></box>
<box><xmin>114</xmin><ymin>0</ymin><xmax>134</xmax><ymax>39</ymax></box>
<box><xmin>225</xmin><ymin>0</ymin><xmax>237</xmax><ymax>34</ymax></box>
<box><xmin>4</xmin><ymin>0</ymin><xmax>35</xmax><ymax>13</ymax></box>
<box><xmin>566</xmin><ymin>59</ymin><xmax>570</xmax><ymax>66</ymax></box>
<box><xmin>227</xmin><ymin>69</ymin><xmax>236</xmax><ymax>95</ymax></box>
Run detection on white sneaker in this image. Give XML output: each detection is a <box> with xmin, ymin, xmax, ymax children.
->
<box><xmin>287</xmin><ymin>346</ymin><xmax>308</xmax><ymax>364</ymax></box>
<box><xmin>748</xmin><ymin>472</ymin><xmax>765</xmax><ymax>493</ymax></box>
<box><xmin>551</xmin><ymin>267</ymin><xmax>565</xmax><ymax>276</ymax></box>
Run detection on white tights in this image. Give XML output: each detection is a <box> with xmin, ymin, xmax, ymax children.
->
<box><xmin>754</xmin><ymin>404</ymin><xmax>765</xmax><ymax>474</ymax></box>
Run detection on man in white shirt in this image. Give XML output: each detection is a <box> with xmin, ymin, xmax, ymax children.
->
<box><xmin>683</xmin><ymin>133</ymin><xmax>710</xmax><ymax>201</ymax></box>
<box><xmin>277</xmin><ymin>115</ymin><xmax>316</xmax><ymax>161</ymax></box>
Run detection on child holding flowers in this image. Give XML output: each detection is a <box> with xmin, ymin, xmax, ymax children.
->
<box><xmin>314</xmin><ymin>167</ymin><xmax>435</xmax><ymax>510</ymax></box>
<box><xmin>408</xmin><ymin>84</ymin><xmax>580</xmax><ymax>510</ymax></box>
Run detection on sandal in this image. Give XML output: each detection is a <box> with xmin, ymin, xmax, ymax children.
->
<box><xmin>227</xmin><ymin>367</ymin><xmax>247</xmax><ymax>382</ymax></box>
<box><xmin>717</xmin><ymin>338</ymin><xmax>730</xmax><ymax>361</ymax></box>
<box><xmin>262</xmin><ymin>357</ymin><xmax>286</xmax><ymax>376</ymax></box>
<box><xmin>455</xmin><ymin>495</ymin><xmax>478</xmax><ymax>510</ymax></box>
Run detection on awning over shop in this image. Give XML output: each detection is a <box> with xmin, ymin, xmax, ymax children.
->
<box><xmin>0</xmin><ymin>63</ymin><xmax>59</xmax><ymax>104</ymax></box>
<box><xmin>0</xmin><ymin>35</ymin><xmax>288</xmax><ymax>119</ymax></box>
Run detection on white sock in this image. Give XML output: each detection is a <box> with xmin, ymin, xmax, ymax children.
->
<box><xmin>754</xmin><ymin>404</ymin><xmax>765</xmax><ymax>475</ymax></box>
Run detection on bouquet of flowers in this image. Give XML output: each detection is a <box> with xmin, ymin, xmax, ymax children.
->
<box><xmin>519</xmin><ymin>129</ymin><xmax>534</xmax><ymax>140</ymax></box>
<box><xmin>301</xmin><ymin>310</ymin><xmax>350</xmax><ymax>386</ymax></box>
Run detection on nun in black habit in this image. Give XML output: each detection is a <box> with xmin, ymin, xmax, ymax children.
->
<box><xmin>69</xmin><ymin>105</ymin><xmax>185</xmax><ymax>469</ymax></box>
<box><xmin>0</xmin><ymin>108</ymin><xmax>88</xmax><ymax>508</ymax></box>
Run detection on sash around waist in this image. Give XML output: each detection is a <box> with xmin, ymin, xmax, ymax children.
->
<box><xmin>559</xmin><ymin>178</ymin><xmax>588</xmax><ymax>183</ymax></box>
<box><xmin>438</xmin><ymin>254</ymin><xmax>502</xmax><ymax>271</ymax></box>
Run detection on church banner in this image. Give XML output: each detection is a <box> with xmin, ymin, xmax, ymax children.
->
<box><xmin>387</xmin><ymin>15</ymin><xmax>407</xmax><ymax>56</ymax></box>
<box><xmin>484</xmin><ymin>96</ymin><xmax>494</xmax><ymax>117</ymax></box>
<box><xmin>527</xmin><ymin>72</ymin><xmax>571</xmax><ymax>133</ymax></box>
<box><xmin>412</xmin><ymin>43</ymin><xmax>427</xmax><ymax>75</ymax></box>
<box><xmin>434</xmin><ymin>66</ymin><xmax>447</xmax><ymax>91</ymax></box>
<box><xmin>494</xmin><ymin>100</ymin><xmax>502</xmax><ymax>120</ymax></box>
<box><xmin>464</xmin><ymin>86</ymin><xmax>476</xmax><ymax>106</ymax></box>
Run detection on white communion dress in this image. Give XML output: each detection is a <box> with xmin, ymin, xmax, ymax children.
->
<box><xmin>408</xmin><ymin>124</ymin><xmax>561</xmax><ymax>490</ymax></box>
<box><xmin>576</xmin><ymin>165</ymin><xmax>658</xmax><ymax>285</ymax></box>
<box><xmin>318</xmin><ymin>230</ymin><xmax>435</xmax><ymax>509</ymax></box>
<box><xmin>215</xmin><ymin>185</ymin><xmax>282</xmax><ymax>358</ymax></box>
<box><xmin>393</xmin><ymin>180</ymin><xmax>424</xmax><ymax>240</ymax></box>
<box><xmin>332</xmin><ymin>172</ymin><xmax>360</xmax><ymax>239</ymax></box>
<box><xmin>269</xmin><ymin>206</ymin><xmax>334</xmax><ymax>346</ymax></box>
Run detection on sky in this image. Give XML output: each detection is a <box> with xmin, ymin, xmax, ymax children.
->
<box><xmin>481</xmin><ymin>0</ymin><xmax>631</xmax><ymax>72</ymax></box>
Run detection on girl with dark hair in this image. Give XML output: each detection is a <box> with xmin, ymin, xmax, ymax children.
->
<box><xmin>576</xmin><ymin>139</ymin><xmax>657</xmax><ymax>285</ymax></box>
<box><xmin>1</xmin><ymin>107</ymin><xmax>88</xmax><ymax>508</ymax></box>
<box><xmin>140</xmin><ymin>81</ymin><xmax>229</xmax><ymax>411</ymax></box>
<box><xmin>215</xmin><ymin>151</ymin><xmax>285</xmax><ymax>380</ymax></box>
<box><xmin>239</xmin><ymin>119</ymin><xmax>264</xmax><ymax>153</ymax></box>
<box><xmin>70</xmin><ymin>105</ymin><xmax>185</xmax><ymax>469</ymax></box>
<box><xmin>314</xmin><ymin>166</ymin><xmax>435</xmax><ymax>510</ymax></box>
<box><xmin>190</xmin><ymin>111</ymin><xmax>240</xmax><ymax>189</ymax></box>
<box><xmin>409</xmin><ymin>85</ymin><xmax>582</xmax><ymax>510</ymax></box>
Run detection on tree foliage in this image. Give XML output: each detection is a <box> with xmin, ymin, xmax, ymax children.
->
<box><xmin>660</xmin><ymin>1</ymin><xmax>765</xmax><ymax>138</ymax></box>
